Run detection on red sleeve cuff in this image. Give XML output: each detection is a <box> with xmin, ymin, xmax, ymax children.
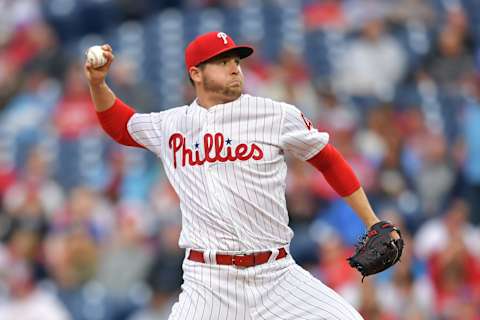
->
<box><xmin>96</xmin><ymin>98</ymin><xmax>143</xmax><ymax>148</ymax></box>
<box><xmin>307</xmin><ymin>144</ymin><xmax>361</xmax><ymax>197</ymax></box>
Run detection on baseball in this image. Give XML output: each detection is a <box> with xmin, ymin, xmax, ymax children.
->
<box><xmin>85</xmin><ymin>45</ymin><xmax>107</xmax><ymax>68</ymax></box>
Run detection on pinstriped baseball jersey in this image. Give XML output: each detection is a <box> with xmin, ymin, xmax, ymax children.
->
<box><xmin>127</xmin><ymin>94</ymin><xmax>329</xmax><ymax>252</ymax></box>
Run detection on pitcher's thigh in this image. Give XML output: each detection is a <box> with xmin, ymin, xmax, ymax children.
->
<box><xmin>252</xmin><ymin>265</ymin><xmax>363</xmax><ymax>320</ymax></box>
<box><xmin>168</xmin><ymin>284</ymin><xmax>217</xmax><ymax>320</ymax></box>
<box><xmin>168</xmin><ymin>282</ymin><xmax>250</xmax><ymax>320</ymax></box>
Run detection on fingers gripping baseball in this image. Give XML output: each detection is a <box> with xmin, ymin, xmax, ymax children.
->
<box><xmin>84</xmin><ymin>44</ymin><xmax>115</xmax><ymax>86</ymax></box>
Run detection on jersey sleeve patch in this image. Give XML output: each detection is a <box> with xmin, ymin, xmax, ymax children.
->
<box><xmin>280</xmin><ymin>103</ymin><xmax>329</xmax><ymax>160</ymax></box>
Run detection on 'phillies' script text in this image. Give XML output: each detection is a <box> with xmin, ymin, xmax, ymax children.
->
<box><xmin>169</xmin><ymin>132</ymin><xmax>264</xmax><ymax>168</ymax></box>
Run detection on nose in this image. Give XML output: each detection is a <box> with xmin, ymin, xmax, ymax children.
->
<box><xmin>227</xmin><ymin>59</ymin><xmax>239</xmax><ymax>74</ymax></box>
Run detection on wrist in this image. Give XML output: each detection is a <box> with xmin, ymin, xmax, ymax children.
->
<box><xmin>89</xmin><ymin>82</ymin><xmax>116</xmax><ymax>112</ymax></box>
<box><xmin>366</xmin><ymin>217</ymin><xmax>380</xmax><ymax>229</ymax></box>
<box><xmin>89</xmin><ymin>80</ymin><xmax>107</xmax><ymax>89</ymax></box>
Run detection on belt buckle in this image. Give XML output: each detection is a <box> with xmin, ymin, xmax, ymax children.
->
<box><xmin>232</xmin><ymin>253</ymin><xmax>255</xmax><ymax>268</ymax></box>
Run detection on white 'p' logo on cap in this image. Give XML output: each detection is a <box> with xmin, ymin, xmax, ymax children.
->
<box><xmin>217</xmin><ymin>32</ymin><xmax>228</xmax><ymax>45</ymax></box>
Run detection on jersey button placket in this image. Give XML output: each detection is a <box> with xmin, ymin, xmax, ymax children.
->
<box><xmin>206</xmin><ymin>106</ymin><xmax>239</xmax><ymax>246</ymax></box>
<box><xmin>204</xmin><ymin>111</ymin><xmax>222</xmax><ymax>202</ymax></box>
<box><xmin>204</xmin><ymin>110</ymin><xmax>215</xmax><ymax>170</ymax></box>
<box><xmin>198</xmin><ymin>110</ymin><xmax>220</xmax><ymax>213</ymax></box>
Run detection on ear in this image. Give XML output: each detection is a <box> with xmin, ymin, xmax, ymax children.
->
<box><xmin>189</xmin><ymin>66</ymin><xmax>202</xmax><ymax>84</ymax></box>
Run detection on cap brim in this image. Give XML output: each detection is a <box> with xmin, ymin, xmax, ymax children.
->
<box><xmin>198</xmin><ymin>45</ymin><xmax>254</xmax><ymax>66</ymax></box>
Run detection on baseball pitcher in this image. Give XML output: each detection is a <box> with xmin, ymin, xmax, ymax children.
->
<box><xmin>84</xmin><ymin>31</ymin><xmax>403</xmax><ymax>320</ymax></box>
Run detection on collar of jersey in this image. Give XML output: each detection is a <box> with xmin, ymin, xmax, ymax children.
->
<box><xmin>190</xmin><ymin>94</ymin><xmax>244</xmax><ymax>111</ymax></box>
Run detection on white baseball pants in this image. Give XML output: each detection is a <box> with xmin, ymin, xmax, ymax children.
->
<box><xmin>168</xmin><ymin>251</ymin><xmax>363</xmax><ymax>320</ymax></box>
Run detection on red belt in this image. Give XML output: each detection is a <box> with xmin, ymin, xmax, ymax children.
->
<box><xmin>188</xmin><ymin>248</ymin><xmax>288</xmax><ymax>268</ymax></box>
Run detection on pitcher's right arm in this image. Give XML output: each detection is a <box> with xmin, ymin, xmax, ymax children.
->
<box><xmin>84</xmin><ymin>44</ymin><xmax>142</xmax><ymax>148</ymax></box>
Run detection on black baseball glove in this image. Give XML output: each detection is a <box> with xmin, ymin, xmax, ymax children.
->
<box><xmin>347</xmin><ymin>221</ymin><xmax>404</xmax><ymax>280</ymax></box>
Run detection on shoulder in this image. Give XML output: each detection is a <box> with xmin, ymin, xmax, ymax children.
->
<box><xmin>157</xmin><ymin>104</ymin><xmax>189</xmax><ymax>117</ymax></box>
<box><xmin>133</xmin><ymin>105</ymin><xmax>188</xmax><ymax>120</ymax></box>
<box><xmin>241</xmin><ymin>94</ymin><xmax>290</xmax><ymax>112</ymax></box>
<box><xmin>128</xmin><ymin>105</ymin><xmax>188</xmax><ymax>132</ymax></box>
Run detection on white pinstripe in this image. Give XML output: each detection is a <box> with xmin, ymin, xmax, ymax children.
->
<box><xmin>126</xmin><ymin>94</ymin><xmax>362</xmax><ymax>319</ymax></box>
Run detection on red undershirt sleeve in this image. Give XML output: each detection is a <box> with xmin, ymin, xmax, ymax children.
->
<box><xmin>307</xmin><ymin>144</ymin><xmax>361</xmax><ymax>197</ymax></box>
<box><xmin>96</xmin><ymin>98</ymin><xmax>144</xmax><ymax>148</ymax></box>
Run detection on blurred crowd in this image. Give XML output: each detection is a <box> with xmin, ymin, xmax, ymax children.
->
<box><xmin>1</xmin><ymin>0</ymin><xmax>480</xmax><ymax>319</ymax></box>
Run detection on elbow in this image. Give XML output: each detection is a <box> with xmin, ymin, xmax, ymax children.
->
<box><xmin>307</xmin><ymin>144</ymin><xmax>361</xmax><ymax>197</ymax></box>
<box><xmin>96</xmin><ymin>98</ymin><xmax>143</xmax><ymax>148</ymax></box>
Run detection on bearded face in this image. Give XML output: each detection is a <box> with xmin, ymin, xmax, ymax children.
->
<box><xmin>201</xmin><ymin>67</ymin><xmax>243</xmax><ymax>100</ymax></box>
<box><xmin>192</xmin><ymin>53</ymin><xmax>244</xmax><ymax>103</ymax></box>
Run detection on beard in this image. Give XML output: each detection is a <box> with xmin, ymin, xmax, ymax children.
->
<box><xmin>202</xmin><ymin>74</ymin><xmax>243</xmax><ymax>101</ymax></box>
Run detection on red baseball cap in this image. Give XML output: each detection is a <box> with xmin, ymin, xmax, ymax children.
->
<box><xmin>185</xmin><ymin>31</ymin><xmax>254</xmax><ymax>72</ymax></box>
